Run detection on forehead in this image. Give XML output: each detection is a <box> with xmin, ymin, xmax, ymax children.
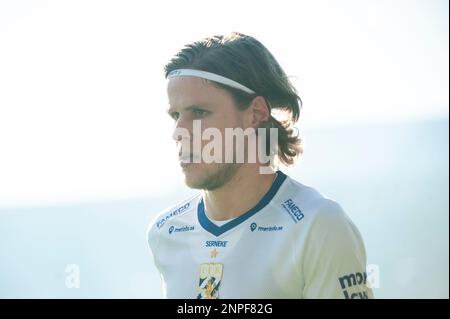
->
<box><xmin>167</xmin><ymin>76</ymin><xmax>233</xmax><ymax>108</ymax></box>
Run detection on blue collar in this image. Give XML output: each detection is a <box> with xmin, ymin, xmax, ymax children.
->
<box><xmin>197</xmin><ymin>171</ymin><xmax>287</xmax><ymax>237</ymax></box>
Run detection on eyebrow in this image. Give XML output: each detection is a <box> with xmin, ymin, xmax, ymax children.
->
<box><xmin>166</xmin><ymin>104</ymin><xmax>210</xmax><ymax>115</ymax></box>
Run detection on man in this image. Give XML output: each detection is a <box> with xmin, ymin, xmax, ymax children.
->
<box><xmin>147</xmin><ymin>32</ymin><xmax>373</xmax><ymax>299</ymax></box>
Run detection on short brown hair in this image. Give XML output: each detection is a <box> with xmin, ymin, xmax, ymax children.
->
<box><xmin>164</xmin><ymin>32</ymin><xmax>303</xmax><ymax>166</ymax></box>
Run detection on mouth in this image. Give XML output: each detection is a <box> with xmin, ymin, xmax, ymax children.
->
<box><xmin>178</xmin><ymin>154</ymin><xmax>201</xmax><ymax>165</ymax></box>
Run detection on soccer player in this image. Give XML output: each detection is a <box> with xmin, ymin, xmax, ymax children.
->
<box><xmin>147</xmin><ymin>32</ymin><xmax>374</xmax><ymax>299</ymax></box>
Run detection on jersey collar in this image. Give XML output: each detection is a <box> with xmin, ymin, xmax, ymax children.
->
<box><xmin>197</xmin><ymin>170</ymin><xmax>287</xmax><ymax>237</ymax></box>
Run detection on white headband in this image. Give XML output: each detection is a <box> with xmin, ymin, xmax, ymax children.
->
<box><xmin>167</xmin><ymin>69</ymin><xmax>255</xmax><ymax>94</ymax></box>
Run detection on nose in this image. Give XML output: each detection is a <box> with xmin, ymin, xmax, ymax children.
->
<box><xmin>171</xmin><ymin>116</ymin><xmax>192</xmax><ymax>143</ymax></box>
<box><xmin>172</xmin><ymin>117</ymin><xmax>193</xmax><ymax>158</ymax></box>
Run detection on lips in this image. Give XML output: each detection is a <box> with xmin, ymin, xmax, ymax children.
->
<box><xmin>179</xmin><ymin>155</ymin><xmax>193</xmax><ymax>163</ymax></box>
<box><xmin>178</xmin><ymin>145</ymin><xmax>200</xmax><ymax>164</ymax></box>
<box><xmin>178</xmin><ymin>154</ymin><xmax>201</xmax><ymax>164</ymax></box>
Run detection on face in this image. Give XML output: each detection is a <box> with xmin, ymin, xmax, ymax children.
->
<box><xmin>167</xmin><ymin>77</ymin><xmax>248</xmax><ymax>190</ymax></box>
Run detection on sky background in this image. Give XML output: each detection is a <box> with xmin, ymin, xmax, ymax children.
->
<box><xmin>0</xmin><ymin>0</ymin><xmax>448</xmax><ymax>299</ymax></box>
<box><xmin>0</xmin><ymin>0</ymin><xmax>448</xmax><ymax>208</ymax></box>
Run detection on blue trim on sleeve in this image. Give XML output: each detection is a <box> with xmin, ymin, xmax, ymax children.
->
<box><xmin>197</xmin><ymin>171</ymin><xmax>287</xmax><ymax>237</ymax></box>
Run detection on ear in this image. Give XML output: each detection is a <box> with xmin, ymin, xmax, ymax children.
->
<box><xmin>247</xmin><ymin>96</ymin><xmax>270</xmax><ymax>128</ymax></box>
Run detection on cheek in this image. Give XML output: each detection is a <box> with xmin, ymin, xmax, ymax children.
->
<box><xmin>197</xmin><ymin>111</ymin><xmax>243</xmax><ymax>146</ymax></box>
<box><xmin>216</xmin><ymin>111</ymin><xmax>242</xmax><ymax>130</ymax></box>
<box><xmin>198</xmin><ymin>116</ymin><xmax>226</xmax><ymax>133</ymax></box>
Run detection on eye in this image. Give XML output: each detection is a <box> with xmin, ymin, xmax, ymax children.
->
<box><xmin>192</xmin><ymin>108</ymin><xmax>209</xmax><ymax>119</ymax></box>
<box><xmin>169</xmin><ymin>112</ymin><xmax>179</xmax><ymax>121</ymax></box>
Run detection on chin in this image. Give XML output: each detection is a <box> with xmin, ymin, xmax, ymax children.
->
<box><xmin>182</xmin><ymin>163</ymin><xmax>240</xmax><ymax>191</ymax></box>
<box><xmin>181</xmin><ymin>164</ymin><xmax>208</xmax><ymax>189</ymax></box>
<box><xmin>184</xmin><ymin>175</ymin><xmax>211</xmax><ymax>190</ymax></box>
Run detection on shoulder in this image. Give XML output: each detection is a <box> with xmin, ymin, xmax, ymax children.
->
<box><xmin>276</xmin><ymin>173</ymin><xmax>346</xmax><ymax>223</ymax></box>
<box><xmin>148</xmin><ymin>193</ymin><xmax>200</xmax><ymax>232</ymax></box>
<box><xmin>283</xmin><ymin>175</ymin><xmax>345</xmax><ymax>215</ymax></box>
<box><xmin>147</xmin><ymin>194</ymin><xmax>200</xmax><ymax>248</ymax></box>
<box><xmin>287</xmin><ymin>187</ymin><xmax>367</xmax><ymax>262</ymax></box>
<box><xmin>279</xmin><ymin>173</ymin><xmax>363</xmax><ymax>244</ymax></box>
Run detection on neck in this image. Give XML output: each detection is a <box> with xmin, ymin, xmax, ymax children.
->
<box><xmin>202</xmin><ymin>164</ymin><xmax>277</xmax><ymax>221</ymax></box>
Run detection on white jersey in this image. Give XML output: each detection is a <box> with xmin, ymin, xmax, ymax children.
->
<box><xmin>147</xmin><ymin>171</ymin><xmax>374</xmax><ymax>299</ymax></box>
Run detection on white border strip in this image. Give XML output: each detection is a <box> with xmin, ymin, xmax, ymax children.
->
<box><xmin>167</xmin><ymin>69</ymin><xmax>255</xmax><ymax>94</ymax></box>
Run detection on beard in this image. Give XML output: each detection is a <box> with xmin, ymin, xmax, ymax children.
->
<box><xmin>184</xmin><ymin>163</ymin><xmax>241</xmax><ymax>191</ymax></box>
